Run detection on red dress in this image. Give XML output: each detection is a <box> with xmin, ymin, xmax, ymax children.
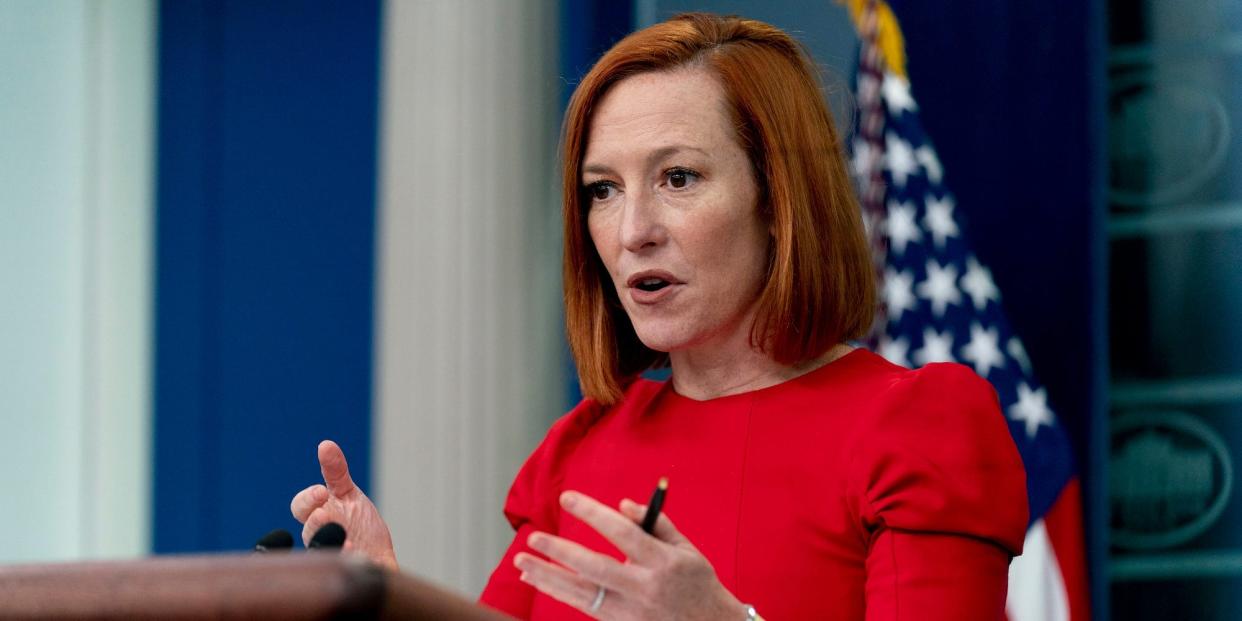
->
<box><xmin>479</xmin><ymin>349</ymin><xmax>1028</xmax><ymax>620</ymax></box>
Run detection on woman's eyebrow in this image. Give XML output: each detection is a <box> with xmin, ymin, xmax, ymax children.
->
<box><xmin>583</xmin><ymin>162</ymin><xmax>617</xmax><ymax>177</ymax></box>
<box><xmin>647</xmin><ymin>144</ymin><xmax>709</xmax><ymax>164</ymax></box>
<box><xmin>583</xmin><ymin>145</ymin><xmax>709</xmax><ymax>177</ymax></box>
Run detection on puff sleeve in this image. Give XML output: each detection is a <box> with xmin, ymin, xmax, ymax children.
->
<box><xmin>847</xmin><ymin>363</ymin><xmax>1029</xmax><ymax>620</ymax></box>
<box><xmin>478</xmin><ymin>400</ymin><xmax>600</xmax><ymax>618</ymax></box>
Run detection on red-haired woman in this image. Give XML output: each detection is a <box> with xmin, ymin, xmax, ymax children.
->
<box><xmin>291</xmin><ymin>13</ymin><xmax>1027</xmax><ymax>620</ymax></box>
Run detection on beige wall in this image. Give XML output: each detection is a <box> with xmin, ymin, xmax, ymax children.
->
<box><xmin>373</xmin><ymin>0</ymin><xmax>565</xmax><ymax>595</ymax></box>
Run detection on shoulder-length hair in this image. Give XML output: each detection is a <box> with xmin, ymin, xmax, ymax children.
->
<box><xmin>563</xmin><ymin>13</ymin><xmax>876</xmax><ymax>404</ymax></box>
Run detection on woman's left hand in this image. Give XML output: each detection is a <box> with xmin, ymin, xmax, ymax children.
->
<box><xmin>513</xmin><ymin>490</ymin><xmax>747</xmax><ymax>620</ymax></box>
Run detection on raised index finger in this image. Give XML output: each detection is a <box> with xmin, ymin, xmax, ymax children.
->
<box><xmin>318</xmin><ymin>440</ymin><xmax>356</xmax><ymax>498</ymax></box>
<box><xmin>559</xmin><ymin>491</ymin><xmax>659</xmax><ymax>564</ymax></box>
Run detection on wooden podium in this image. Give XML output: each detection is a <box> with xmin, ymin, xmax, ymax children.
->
<box><xmin>0</xmin><ymin>553</ymin><xmax>517</xmax><ymax>620</ymax></box>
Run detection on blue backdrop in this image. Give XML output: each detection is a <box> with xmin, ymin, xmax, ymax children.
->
<box><xmin>153</xmin><ymin>0</ymin><xmax>381</xmax><ymax>553</ymax></box>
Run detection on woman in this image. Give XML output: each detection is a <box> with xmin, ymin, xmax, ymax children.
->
<box><xmin>291</xmin><ymin>13</ymin><xmax>1027</xmax><ymax>620</ymax></box>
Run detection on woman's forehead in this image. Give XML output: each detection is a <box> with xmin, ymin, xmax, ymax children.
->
<box><xmin>584</xmin><ymin>69</ymin><xmax>733</xmax><ymax>166</ymax></box>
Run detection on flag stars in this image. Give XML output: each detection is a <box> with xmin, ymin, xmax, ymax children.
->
<box><xmin>883</xmin><ymin>267</ymin><xmax>918</xmax><ymax>320</ymax></box>
<box><xmin>923</xmin><ymin>194</ymin><xmax>959</xmax><ymax>249</ymax></box>
<box><xmin>960</xmin><ymin>322</ymin><xmax>1004</xmax><ymax>378</ymax></box>
<box><xmin>884</xmin><ymin>132</ymin><xmax>918</xmax><ymax>188</ymax></box>
<box><xmin>915</xmin><ymin>146</ymin><xmax>942</xmax><ymax>185</ymax></box>
<box><xmin>1009</xmin><ymin>382</ymin><xmax>1055</xmax><ymax>439</ymax></box>
<box><xmin>884</xmin><ymin>201</ymin><xmax>922</xmax><ymax>255</ymax></box>
<box><xmin>878</xmin><ymin>336</ymin><xmax>911</xmax><ymax>368</ymax></box>
<box><xmin>1008</xmin><ymin>337</ymin><xmax>1033</xmax><ymax>375</ymax></box>
<box><xmin>882</xmin><ymin>73</ymin><xmax>917</xmax><ymax>115</ymax></box>
<box><xmin>913</xmin><ymin>327</ymin><xmax>955</xmax><ymax>366</ymax></box>
<box><xmin>961</xmin><ymin>256</ymin><xmax>1000</xmax><ymax>310</ymax></box>
<box><xmin>916</xmin><ymin>260</ymin><xmax>962</xmax><ymax>318</ymax></box>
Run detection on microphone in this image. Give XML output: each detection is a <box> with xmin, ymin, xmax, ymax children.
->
<box><xmin>254</xmin><ymin>528</ymin><xmax>294</xmax><ymax>552</ymax></box>
<box><xmin>309</xmin><ymin>522</ymin><xmax>346</xmax><ymax>549</ymax></box>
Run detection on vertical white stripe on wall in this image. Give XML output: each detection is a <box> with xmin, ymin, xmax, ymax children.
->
<box><xmin>82</xmin><ymin>0</ymin><xmax>155</xmax><ymax>559</ymax></box>
<box><xmin>375</xmin><ymin>0</ymin><xmax>564</xmax><ymax>594</ymax></box>
<box><xmin>0</xmin><ymin>0</ymin><xmax>153</xmax><ymax>562</ymax></box>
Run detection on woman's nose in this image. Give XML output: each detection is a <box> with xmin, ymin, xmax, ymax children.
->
<box><xmin>619</xmin><ymin>188</ymin><xmax>667</xmax><ymax>252</ymax></box>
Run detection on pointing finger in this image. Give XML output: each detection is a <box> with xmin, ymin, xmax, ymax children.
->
<box><xmin>318</xmin><ymin>440</ymin><xmax>357</xmax><ymax>498</ymax></box>
<box><xmin>291</xmin><ymin>484</ymin><xmax>328</xmax><ymax>523</ymax></box>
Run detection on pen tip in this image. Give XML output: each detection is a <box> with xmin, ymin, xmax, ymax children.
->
<box><xmin>658</xmin><ymin>477</ymin><xmax>668</xmax><ymax>490</ymax></box>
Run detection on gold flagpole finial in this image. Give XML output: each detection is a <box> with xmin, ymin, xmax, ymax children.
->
<box><xmin>839</xmin><ymin>0</ymin><xmax>908</xmax><ymax>79</ymax></box>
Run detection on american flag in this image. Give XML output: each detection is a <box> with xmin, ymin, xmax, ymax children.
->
<box><xmin>849</xmin><ymin>2</ymin><xmax>1091</xmax><ymax>619</ymax></box>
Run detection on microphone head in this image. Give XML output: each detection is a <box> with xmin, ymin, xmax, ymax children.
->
<box><xmin>309</xmin><ymin>522</ymin><xmax>347</xmax><ymax>549</ymax></box>
<box><xmin>254</xmin><ymin>528</ymin><xmax>294</xmax><ymax>552</ymax></box>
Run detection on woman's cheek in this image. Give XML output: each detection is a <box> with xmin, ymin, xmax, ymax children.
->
<box><xmin>586</xmin><ymin>211</ymin><xmax>618</xmax><ymax>259</ymax></box>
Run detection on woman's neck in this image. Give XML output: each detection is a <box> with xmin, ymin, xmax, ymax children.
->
<box><xmin>668</xmin><ymin>339</ymin><xmax>854</xmax><ymax>402</ymax></box>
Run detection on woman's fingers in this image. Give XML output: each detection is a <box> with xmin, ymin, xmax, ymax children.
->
<box><xmin>317</xmin><ymin>440</ymin><xmax>356</xmax><ymax>498</ymax></box>
<box><xmin>290</xmin><ymin>484</ymin><xmax>328</xmax><ymax>523</ymax></box>
<box><xmin>619</xmin><ymin>498</ymin><xmax>690</xmax><ymax>546</ymax></box>
<box><xmin>515</xmin><ymin>552</ymin><xmax>614</xmax><ymax>618</ymax></box>
<box><xmin>301</xmin><ymin>508</ymin><xmax>322</xmax><ymax>547</ymax></box>
<box><xmin>526</xmin><ymin>531</ymin><xmax>642</xmax><ymax>594</ymax></box>
<box><xmin>560</xmin><ymin>491</ymin><xmax>659</xmax><ymax>564</ymax></box>
<box><xmin>302</xmin><ymin>506</ymin><xmax>335</xmax><ymax>548</ymax></box>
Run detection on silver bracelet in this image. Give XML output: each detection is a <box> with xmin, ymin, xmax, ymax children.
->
<box><xmin>744</xmin><ymin>604</ymin><xmax>759</xmax><ymax>621</ymax></box>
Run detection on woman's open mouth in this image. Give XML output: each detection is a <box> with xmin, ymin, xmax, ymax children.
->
<box><xmin>635</xmin><ymin>278</ymin><xmax>670</xmax><ymax>292</ymax></box>
<box><xmin>627</xmin><ymin>271</ymin><xmax>682</xmax><ymax>305</ymax></box>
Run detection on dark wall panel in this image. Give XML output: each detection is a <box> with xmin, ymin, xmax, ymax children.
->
<box><xmin>154</xmin><ymin>0</ymin><xmax>380</xmax><ymax>552</ymax></box>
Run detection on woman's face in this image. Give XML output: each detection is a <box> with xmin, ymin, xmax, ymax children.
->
<box><xmin>584</xmin><ymin>67</ymin><xmax>769</xmax><ymax>355</ymax></box>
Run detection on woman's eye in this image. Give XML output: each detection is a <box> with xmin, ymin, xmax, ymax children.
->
<box><xmin>587</xmin><ymin>182</ymin><xmax>616</xmax><ymax>202</ymax></box>
<box><xmin>666</xmin><ymin>168</ymin><xmax>699</xmax><ymax>189</ymax></box>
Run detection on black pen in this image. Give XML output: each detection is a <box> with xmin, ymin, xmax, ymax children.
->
<box><xmin>640</xmin><ymin>477</ymin><xmax>668</xmax><ymax>534</ymax></box>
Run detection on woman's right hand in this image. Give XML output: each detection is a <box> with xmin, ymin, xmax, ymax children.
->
<box><xmin>290</xmin><ymin>440</ymin><xmax>399</xmax><ymax>570</ymax></box>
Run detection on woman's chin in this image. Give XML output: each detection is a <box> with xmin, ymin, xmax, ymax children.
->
<box><xmin>633</xmin><ymin>323</ymin><xmax>727</xmax><ymax>355</ymax></box>
<box><xmin>632</xmin><ymin>327</ymin><xmax>692</xmax><ymax>354</ymax></box>
<box><xmin>631</xmin><ymin>311</ymin><xmax>754</xmax><ymax>356</ymax></box>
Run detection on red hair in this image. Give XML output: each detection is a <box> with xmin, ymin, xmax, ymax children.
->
<box><xmin>563</xmin><ymin>13</ymin><xmax>875</xmax><ymax>404</ymax></box>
